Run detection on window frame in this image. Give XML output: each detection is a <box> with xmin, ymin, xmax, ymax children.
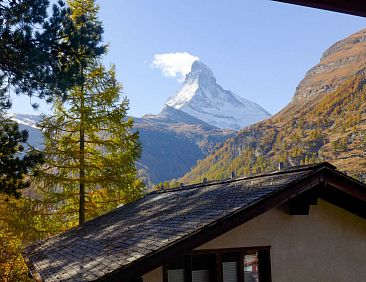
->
<box><xmin>163</xmin><ymin>246</ymin><xmax>271</xmax><ymax>282</ymax></box>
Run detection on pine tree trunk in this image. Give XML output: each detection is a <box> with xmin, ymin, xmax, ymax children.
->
<box><xmin>79</xmin><ymin>76</ymin><xmax>86</xmax><ymax>225</ymax></box>
<box><xmin>79</xmin><ymin>132</ymin><xmax>85</xmax><ymax>225</ymax></box>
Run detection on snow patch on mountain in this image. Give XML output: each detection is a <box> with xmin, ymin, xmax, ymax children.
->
<box><xmin>165</xmin><ymin>61</ymin><xmax>270</xmax><ymax>130</ymax></box>
<box><xmin>8</xmin><ymin>114</ymin><xmax>43</xmax><ymax>149</ymax></box>
<box><xmin>9</xmin><ymin>113</ymin><xmax>40</xmax><ymax>129</ymax></box>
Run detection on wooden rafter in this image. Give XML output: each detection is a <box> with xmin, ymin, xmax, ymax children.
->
<box><xmin>273</xmin><ymin>0</ymin><xmax>366</xmax><ymax>17</ymax></box>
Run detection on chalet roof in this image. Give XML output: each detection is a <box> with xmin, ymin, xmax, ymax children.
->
<box><xmin>23</xmin><ymin>162</ymin><xmax>366</xmax><ymax>282</ymax></box>
<box><xmin>273</xmin><ymin>0</ymin><xmax>366</xmax><ymax>17</ymax></box>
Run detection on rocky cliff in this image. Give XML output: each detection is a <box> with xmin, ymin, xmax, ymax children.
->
<box><xmin>278</xmin><ymin>28</ymin><xmax>366</xmax><ymax>117</ymax></box>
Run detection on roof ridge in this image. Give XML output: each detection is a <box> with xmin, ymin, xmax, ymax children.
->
<box><xmin>150</xmin><ymin>162</ymin><xmax>335</xmax><ymax>194</ymax></box>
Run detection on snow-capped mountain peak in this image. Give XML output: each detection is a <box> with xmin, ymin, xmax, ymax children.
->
<box><xmin>185</xmin><ymin>60</ymin><xmax>216</xmax><ymax>84</ymax></box>
<box><xmin>165</xmin><ymin>61</ymin><xmax>270</xmax><ymax>130</ymax></box>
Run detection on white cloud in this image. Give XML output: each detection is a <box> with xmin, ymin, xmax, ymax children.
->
<box><xmin>151</xmin><ymin>52</ymin><xmax>199</xmax><ymax>82</ymax></box>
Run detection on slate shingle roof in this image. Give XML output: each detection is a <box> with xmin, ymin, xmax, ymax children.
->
<box><xmin>23</xmin><ymin>162</ymin><xmax>363</xmax><ymax>282</ymax></box>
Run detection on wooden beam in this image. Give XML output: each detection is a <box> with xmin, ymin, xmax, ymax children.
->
<box><xmin>320</xmin><ymin>184</ymin><xmax>366</xmax><ymax>219</ymax></box>
<box><xmin>258</xmin><ymin>249</ymin><xmax>272</xmax><ymax>282</ymax></box>
<box><xmin>273</xmin><ymin>0</ymin><xmax>366</xmax><ymax>17</ymax></box>
<box><xmin>289</xmin><ymin>193</ymin><xmax>310</xmax><ymax>215</ymax></box>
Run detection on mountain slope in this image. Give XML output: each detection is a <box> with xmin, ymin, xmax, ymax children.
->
<box><xmin>9</xmin><ymin>114</ymin><xmax>43</xmax><ymax>149</ymax></box>
<box><xmin>179</xmin><ymin>28</ymin><xmax>366</xmax><ymax>184</ymax></box>
<box><xmin>133</xmin><ymin>108</ymin><xmax>234</xmax><ymax>184</ymax></box>
<box><xmin>12</xmin><ymin>109</ymin><xmax>234</xmax><ymax>185</ymax></box>
<box><xmin>165</xmin><ymin>61</ymin><xmax>271</xmax><ymax>130</ymax></box>
<box><xmin>278</xmin><ymin>28</ymin><xmax>366</xmax><ymax>118</ymax></box>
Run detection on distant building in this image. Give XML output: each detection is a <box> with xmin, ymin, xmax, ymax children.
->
<box><xmin>23</xmin><ymin>162</ymin><xmax>366</xmax><ymax>282</ymax></box>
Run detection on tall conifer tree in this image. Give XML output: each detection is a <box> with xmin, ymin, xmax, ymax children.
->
<box><xmin>0</xmin><ymin>0</ymin><xmax>105</xmax><ymax>197</ymax></box>
<box><xmin>0</xmin><ymin>0</ymin><xmax>105</xmax><ymax>104</ymax></box>
<box><xmin>36</xmin><ymin>0</ymin><xmax>142</xmax><ymax>226</ymax></box>
<box><xmin>0</xmin><ymin>0</ymin><xmax>111</xmax><ymax>278</ymax></box>
<box><xmin>38</xmin><ymin>62</ymin><xmax>142</xmax><ymax>226</ymax></box>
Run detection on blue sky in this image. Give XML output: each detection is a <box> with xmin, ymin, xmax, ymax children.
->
<box><xmin>10</xmin><ymin>0</ymin><xmax>366</xmax><ymax>117</ymax></box>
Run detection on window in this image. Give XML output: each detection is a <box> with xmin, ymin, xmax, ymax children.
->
<box><xmin>164</xmin><ymin>247</ymin><xmax>271</xmax><ymax>282</ymax></box>
<box><xmin>191</xmin><ymin>254</ymin><xmax>216</xmax><ymax>282</ymax></box>
<box><xmin>243</xmin><ymin>252</ymin><xmax>258</xmax><ymax>282</ymax></box>
<box><xmin>223</xmin><ymin>253</ymin><xmax>240</xmax><ymax>282</ymax></box>
<box><xmin>166</xmin><ymin>256</ymin><xmax>186</xmax><ymax>282</ymax></box>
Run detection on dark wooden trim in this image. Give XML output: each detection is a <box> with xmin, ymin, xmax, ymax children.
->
<box><xmin>273</xmin><ymin>0</ymin><xmax>366</xmax><ymax>17</ymax></box>
<box><xmin>189</xmin><ymin>246</ymin><xmax>271</xmax><ymax>256</ymax></box>
<box><xmin>320</xmin><ymin>184</ymin><xmax>366</xmax><ymax>219</ymax></box>
<box><xmin>289</xmin><ymin>190</ymin><xmax>312</xmax><ymax>215</ymax></box>
<box><xmin>320</xmin><ymin>169</ymin><xmax>366</xmax><ymax>219</ymax></box>
<box><xmin>258</xmin><ymin>249</ymin><xmax>272</xmax><ymax>282</ymax></box>
<box><xmin>162</xmin><ymin>247</ymin><xmax>271</xmax><ymax>282</ymax></box>
<box><xmin>239</xmin><ymin>255</ymin><xmax>244</xmax><ymax>282</ymax></box>
<box><xmin>163</xmin><ymin>264</ymin><xmax>168</xmax><ymax>282</ymax></box>
<box><xmin>185</xmin><ymin>256</ymin><xmax>192</xmax><ymax>282</ymax></box>
<box><xmin>308</xmin><ymin>185</ymin><xmax>320</xmax><ymax>205</ymax></box>
<box><xmin>216</xmin><ymin>252</ymin><xmax>223</xmax><ymax>282</ymax></box>
<box><xmin>323</xmin><ymin>169</ymin><xmax>366</xmax><ymax>201</ymax></box>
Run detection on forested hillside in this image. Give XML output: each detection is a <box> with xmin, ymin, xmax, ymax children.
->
<box><xmin>179</xmin><ymin>29</ymin><xmax>366</xmax><ymax>184</ymax></box>
<box><xmin>180</xmin><ymin>74</ymin><xmax>366</xmax><ymax>184</ymax></box>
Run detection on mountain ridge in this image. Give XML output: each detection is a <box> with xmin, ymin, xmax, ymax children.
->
<box><xmin>179</xmin><ymin>28</ymin><xmax>366</xmax><ymax>185</ymax></box>
<box><xmin>277</xmin><ymin>28</ymin><xmax>366</xmax><ymax>118</ymax></box>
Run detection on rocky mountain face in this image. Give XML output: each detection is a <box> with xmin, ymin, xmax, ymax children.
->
<box><xmin>278</xmin><ymin>28</ymin><xmax>366</xmax><ymax>118</ymax></box>
<box><xmin>179</xmin><ymin>28</ymin><xmax>366</xmax><ymax>184</ymax></box>
<box><xmin>165</xmin><ymin>61</ymin><xmax>271</xmax><ymax>130</ymax></box>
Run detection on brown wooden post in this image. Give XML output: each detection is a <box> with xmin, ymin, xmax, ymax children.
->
<box><xmin>216</xmin><ymin>252</ymin><xmax>223</xmax><ymax>282</ymax></box>
<box><xmin>258</xmin><ymin>249</ymin><xmax>272</xmax><ymax>282</ymax></box>
<box><xmin>185</xmin><ymin>256</ymin><xmax>192</xmax><ymax>282</ymax></box>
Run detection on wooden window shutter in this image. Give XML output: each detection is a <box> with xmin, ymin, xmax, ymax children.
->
<box><xmin>192</xmin><ymin>270</ymin><xmax>210</xmax><ymax>282</ymax></box>
<box><xmin>167</xmin><ymin>269</ymin><xmax>185</xmax><ymax>282</ymax></box>
<box><xmin>223</xmin><ymin>261</ymin><xmax>239</xmax><ymax>282</ymax></box>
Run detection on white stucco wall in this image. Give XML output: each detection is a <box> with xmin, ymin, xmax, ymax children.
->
<box><xmin>142</xmin><ymin>200</ymin><xmax>366</xmax><ymax>282</ymax></box>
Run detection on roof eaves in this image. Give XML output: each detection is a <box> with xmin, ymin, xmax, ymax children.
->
<box><xmin>97</xmin><ymin>166</ymin><xmax>327</xmax><ymax>281</ymax></box>
<box><xmin>22</xmin><ymin>254</ymin><xmax>44</xmax><ymax>282</ymax></box>
<box><xmin>319</xmin><ymin>166</ymin><xmax>366</xmax><ymax>219</ymax></box>
<box><xmin>272</xmin><ymin>0</ymin><xmax>366</xmax><ymax>18</ymax></box>
<box><xmin>322</xmin><ymin>166</ymin><xmax>366</xmax><ymax>201</ymax></box>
